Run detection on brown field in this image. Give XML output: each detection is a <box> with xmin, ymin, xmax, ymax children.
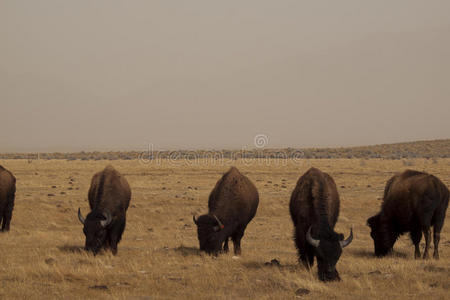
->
<box><xmin>0</xmin><ymin>158</ymin><xmax>449</xmax><ymax>299</ymax></box>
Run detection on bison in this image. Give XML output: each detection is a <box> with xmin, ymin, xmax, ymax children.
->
<box><xmin>0</xmin><ymin>166</ymin><xmax>16</xmax><ymax>232</ymax></box>
<box><xmin>78</xmin><ymin>165</ymin><xmax>131</xmax><ymax>255</ymax></box>
<box><xmin>290</xmin><ymin>167</ymin><xmax>353</xmax><ymax>282</ymax></box>
<box><xmin>193</xmin><ymin>167</ymin><xmax>259</xmax><ymax>255</ymax></box>
<box><xmin>367</xmin><ymin>170</ymin><xmax>449</xmax><ymax>259</ymax></box>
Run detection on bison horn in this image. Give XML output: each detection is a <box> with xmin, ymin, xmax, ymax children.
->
<box><xmin>100</xmin><ymin>211</ymin><xmax>112</xmax><ymax>227</ymax></box>
<box><xmin>339</xmin><ymin>228</ymin><xmax>353</xmax><ymax>248</ymax></box>
<box><xmin>193</xmin><ymin>214</ymin><xmax>199</xmax><ymax>225</ymax></box>
<box><xmin>306</xmin><ymin>226</ymin><xmax>320</xmax><ymax>248</ymax></box>
<box><xmin>78</xmin><ymin>208</ymin><xmax>85</xmax><ymax>224</ymax></box>
<box><xmin>213</xmin><ymin>214</ymin><xmax>224</xmax><ymax>229</ymax></box>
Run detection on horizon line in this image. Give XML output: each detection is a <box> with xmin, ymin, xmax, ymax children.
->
<box><xmin>0</xmin><ymin>138</ymin><xmax>448</xmax><ymax>155</ymax></box>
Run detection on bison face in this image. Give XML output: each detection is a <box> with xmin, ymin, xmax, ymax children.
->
<box><xmin>307</xmin><ymin>227</ymin><xmax>353</xmax><ymax>282</ymax></box>
<box><xmin>314</xmin><ymin>238</ymin><xmax>342</xmax><ymax>281</ymax></box>
<box><xmin>193</xmin><ymin>214</ymin><xmax>225</xmax><ymax>255</ymax></box>
<box><xmin>367</xmin><ymin>214</ymin><xmax>390</xmax><ymax>257</ymax></box>
<box><xmin>78</xmin><ymin>208</ymin><xmax>112</xmax><ymax>255</ymax></box>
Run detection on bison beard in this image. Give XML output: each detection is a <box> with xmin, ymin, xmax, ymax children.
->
<box><xmin>78</xmin><ymin>165</ymin><xmax>131</xmax><ymax>255</ymax></box>
<box><xmin>290</xmin><ymin>167</ymin><xmax>352</xmax><ymax>282</ymax></box>
<box><xmin>367</xmin><ymin>170</ymin><xmax>449</xmax><ymax>259</ymax></box>
<box><xmin>193</xmin><ymin>167</ymin><xmax>259</xmax><ymax>256</ymax></box>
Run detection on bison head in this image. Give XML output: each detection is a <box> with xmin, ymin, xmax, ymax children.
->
<box><xmin>367</xmin><ymin>214</ymin><xmax>392</xmax><ymax>257</ymax></box>
<box><xmin>193</xmin><ymin>214</ymin><xmax>225</xmax><ymax>255</ymax></box>
<box><xmin>78</xmin><ymin>208</ymin><xmax>112</xmax><ymax>255</ymax></box>
<box><xmin>306</xmin><ymin>226</ymin><xmax>353</xmax><ymax>282</ymax></box>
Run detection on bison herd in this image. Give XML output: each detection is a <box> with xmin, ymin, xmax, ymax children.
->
<box><xmin>0</xmin><ymin>164</ymin><xmax>448</xmax><ymax>282</ymax></box>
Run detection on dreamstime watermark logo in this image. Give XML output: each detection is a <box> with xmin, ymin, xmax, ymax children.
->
<box><xmin>138</xmin><ymin>134</ymin><xmax>305</xmax><ymax>167</ymax></box>
<box><xmin>254</xmin><ymin>134</ymin><xmax>269</xmax><ymax>148</ymax></box>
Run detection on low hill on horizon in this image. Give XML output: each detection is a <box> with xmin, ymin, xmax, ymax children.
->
<box><xmin>1</xmin><ymin>139</ymin><xmax>449</xmax><ymax>160</ymax></box>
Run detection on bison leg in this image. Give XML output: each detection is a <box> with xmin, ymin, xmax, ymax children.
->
<box><xmin>410</xmin><ymin>229</ymin><xmax>422</xmax><ymax>259</ymax></box>
<box><xmin>3</xmin><ymin>192</ymin><xmax>15</xmax><ymax>232</ymax></box>
<box><xmin>414</xmin><ymin>245</ymin><xmax>421</xmax><ymax>259</ymax></box>
<box><xmin>109</xmin><ymin>235</ymin><xmax>119</xmax><ymax>255</ymax></box>
<box><xmin>422</xmin><ymin>227</ymin><xmax>431</xmax><ymax>259</ymax></box>
<box><xmin>2</xmin><ymin>210</ymin><xmax>12</xmax><ymax>232</ymax></box>
<box><xmin>0</xmin><ymin>208</ymin><xmax>3</xmax><ymax>232</ymax></box>
<box><xmin>432</xmin><ymin>220</ymin><xmax>444</xmax><ymax>259</ymax></box>
<box><xmin>108</xmin><ymin>219</ymin><xmax>126</xmax><ymax>255</ymax></box>
<box><xmin>433</xmin><ymin>230</ymin><xmax>440</xmax><ymax>260</ymax></box>
<box><xmin>232</xmin><ymin>229</ymin><xmax>244</xmax><ymax>255</ymax></box>
<box><xmin>294</xmin><ymin>228</ymin><xmax>313</xmax><ymax>268</ymax></box>
<box><xmin>103</xmin><ymin>236</ymin><xmax>111</xmax><ymax>250</ymax></box>
<box><xmin>223</xmin><ymin>237</ymin><xmax>229</xmax><ymax>253</ymax></box>
<box><xmin>432</xmin><ymin>207</ymin><xmax>446</xmax><ymax>260</ymax></box>
<box><xmin>1</xmin><ymin>199</ymin><xmax>13</xmax><ymax>232</ymax></box>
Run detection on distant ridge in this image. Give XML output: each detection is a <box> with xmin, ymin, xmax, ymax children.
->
<box><xmin>0</xmin><ymin>139</ymin><xmax>449</xmax><ymax>160</ymax></box>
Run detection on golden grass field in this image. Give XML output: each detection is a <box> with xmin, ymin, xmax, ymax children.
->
<box><xmin>0</xmin><ymin>158</ymin><xmax>449</xmax><ymax>299</ymax></box>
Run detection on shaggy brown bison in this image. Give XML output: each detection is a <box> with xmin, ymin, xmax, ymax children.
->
<box><xmin>78</xmin><ymin>165</ymin><xmax>131</xmax><ymax>255</ymax></box>
<box><xmin>0</xmin><ymin>166</ymin><xmax>16</xmax><ymax>232</ymax></box>
<box><xmin>193</xmin><ymin>167</ymin><xmax>259</xmax><ymax>255</ymax></box>
<box><xmin>367</xmin><ymin>170</ymin><xmax>449</xmax><ymax>259</ymax></box>
<box><xmin>290</xmin><ymin>167</ymin><xmax>353</xmax><ymax>281</ymax></box>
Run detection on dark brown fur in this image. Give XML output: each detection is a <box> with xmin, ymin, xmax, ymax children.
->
<box><xmin>290</xmin><ymin>167</ymin><xmax>351</xmax><ymax>281</ymax></box>
<box><xmin>79</xmin><ymin>165</ymin><xmax>131</xmax><ymax>255</ymax></box>
<box><xmin>0</xmin><ymin>166</ymin><xmax>16</xmax><ymax>232</ymax></box>
<box><xmin>194</xmin><ymin>167</ymin><xmax>259</xmax><ymax>255</ymax></box>
<box><xmin>367</xmin><ymin>170</ymin><xmax>449</xmax><ymax>259</ymax></box>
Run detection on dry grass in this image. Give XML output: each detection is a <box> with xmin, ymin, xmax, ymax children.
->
<box><xmin>0</xmin><ymin>158</ymin><xmax>449</xmax><ymax>299</ymax></box>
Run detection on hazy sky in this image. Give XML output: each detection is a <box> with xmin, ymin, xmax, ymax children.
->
<box><xmin>1</xmin><ymin>1</ymin><xmax>449</xmax><ymax>151</ymax></box>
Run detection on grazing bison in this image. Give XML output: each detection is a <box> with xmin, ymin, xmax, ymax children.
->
<box><xmin>367</xmin><ymin>170</ymin><xmax>449</xmax><ymax>259</ymax></box>
<box><xmin>290</xmin><ymin>167</ymin><xmax>353</xmax><ymax>282</ymax></box>
<box><xmin>193</xmin><ymin>167</ymin><xmax>259</xmax><ymax>255</ymax></box>
<box><xmin>0</xmin><ymin>166</ymin><xmax>16</xmax><ymax>232</ymax></box>
<box><xmin>78</xmin><ymin>165</ymin><xmax>131</xmax><ymax>255</ymax></box>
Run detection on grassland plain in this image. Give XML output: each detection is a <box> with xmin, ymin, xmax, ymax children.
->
<box><xmin>0</xmin><ymin>158</ymin><xmax>449</xmax><ymax>299</ymax></box>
